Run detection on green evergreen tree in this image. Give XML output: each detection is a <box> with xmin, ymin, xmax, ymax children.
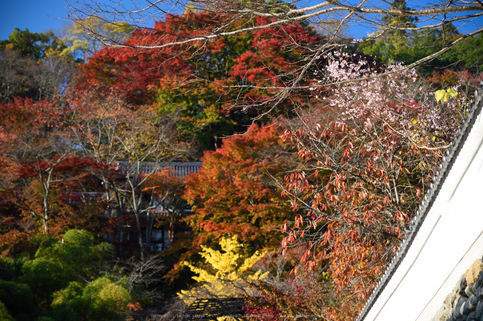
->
<box><xmin>0</xmin><ymin>28</ymin><xmax>66</xmax><ymax>60</ymax></box>
<box><xmin>357</xmin><ymin>0</ymin><xmax>417</xmax><ymax>64</ymax></box>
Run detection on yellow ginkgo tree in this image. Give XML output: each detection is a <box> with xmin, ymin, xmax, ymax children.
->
<box><xmin>178</xmin><ymin>235</ymin><xmax>268</xmax><ymax>306</ymax></box>
<box><xmin>62</xmin><ymin>16</ymin><xmax>133</xmax><ymax>58</ymax></box>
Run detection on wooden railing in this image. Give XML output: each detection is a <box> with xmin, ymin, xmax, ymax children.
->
<box><xmin>115</xmin><ymin>161</ymin><xmax>202</xmax><ymax>177</ymax></box>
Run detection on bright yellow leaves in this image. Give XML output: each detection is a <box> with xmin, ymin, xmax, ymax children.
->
<box><xmin>435</xmin><ymin>88</ymin><xmax>458</xmax><ymax>103</ymax></box>
<box><xmin>178</xmin><ymin>235</ymin><xmax>267</xmax><ymax>306</ymax></box>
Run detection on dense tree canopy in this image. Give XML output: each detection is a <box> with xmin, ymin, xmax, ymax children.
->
<box><xmin>76</xmin><ymin>10</ymin><xmax>319</xmax><ymax>151</ymax></box>
<box><xmin>1</xmin><ymin>0</ymin><xmax>482</xmax><ymax>320</ymax></box>
<box><xmin>68</xmin><ymin>0</ymin><xmax>483</xmax><ymax>93</ymax></box>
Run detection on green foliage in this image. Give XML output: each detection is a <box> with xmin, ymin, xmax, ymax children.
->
<box><xmin>356</xmin><ymin>0</ymin><xmax>417</xmax><ymax>64</ymax></box>
<box><xmin>0</xmin><ymin>301</ymin><xmax>15</xmax><ymax>321</ymax></box>
<box><xmin>440</xmin><ymin>32</ymin><xmax>483</xmax><ymax>73</ymax></box>
<box><xmin>5</xmin><ymin>230</ymin><xmax>133</xmax><ymax>321</ymax></box>
<box><xmin>21</xmin><ymin>230</ymin><xmax>114</xmax><ymax>308</ymax></box>
<box><xmin>0</xmin><ymin>279</ymin><xmax>36</xmax><ymax>320</ymax></box>
<box><xmin>84</xmin><ymin>277</ymin><xmax>131</xmax><ymax>317</ymax></box>
<box><xmin>0</xmin><ymin>28</ymin><xmax>66</xmax><ymax>60</ymax></box>
<box><xmin>354</xmin><ymin>5</ymin><xmax>482</xmax><ymax>74</ymax></box>
<box><xmin>0</xmin><ymin>254</ymin><xmax>28</xmax><ymax>280</ymax></box>
<box><xmin>52</xmin><ymin>277</ymin><xmax>131</xmax><ymax>321</ymax></box>
<box><xmin>51</xmin><ymin>281</ymin><xmax>84</xmax><ymax>309</ymax></box>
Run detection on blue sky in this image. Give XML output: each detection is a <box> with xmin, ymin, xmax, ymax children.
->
<box><xmin>0</xmin><ymin>0</ymin><xmax>382</xmax><ymax>41</ymax></box>
<box><xmin>1</xmin><ymin>1</ymin><xmax>481</xmax><ymax>42</ymax></box>
<box><xmin>0</xmin><ymin>0</ymin><xmax>72</xmax><ymax>40</ymax></box>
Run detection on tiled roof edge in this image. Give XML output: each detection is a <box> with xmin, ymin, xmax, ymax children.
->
<box><xmin>356</xmin><ymin>88</ymin><xmax>483</xmax><ymax>321</ymax></box>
